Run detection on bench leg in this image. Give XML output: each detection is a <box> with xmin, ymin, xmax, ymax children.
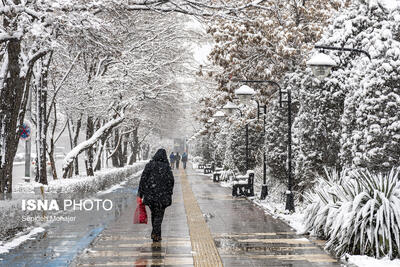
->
<box><xmin>244</xmin><ymin>185</ymin><xmax>254</xmax><ymax>197</ymax></box>
<box><xmin>232</xmin><ymin>185</ymin><xmax>238</xmax><ymax>196</ymax></box>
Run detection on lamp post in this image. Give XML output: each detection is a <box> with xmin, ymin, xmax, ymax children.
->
<box><xmin>218</xmin><ymin>101</ymin><xmax>251</xmax><ymax>172</ymax></box>
<box><xmin>234</xmin><ymin>85</ymin><xmax>255</xmax><ymax>172</ymax></box>
<box><xmin>234</xmin><ymin>80</ymin><xmax>293</xmax><ymax>208</ymax></box>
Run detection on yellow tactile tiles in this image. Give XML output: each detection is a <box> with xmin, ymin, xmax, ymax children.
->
<box><xmin>180</xmin><ymin>169</ymin><xmax>224</xmax><ymax>267</ymax></box>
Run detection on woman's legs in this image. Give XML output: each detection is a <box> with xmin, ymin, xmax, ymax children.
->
<box><xmin>150</xmin><ymin>205</ymin><xmax>166</xmax><ymax>241</ymax></box>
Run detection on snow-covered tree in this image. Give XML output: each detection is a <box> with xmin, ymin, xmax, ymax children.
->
<box><xmin>338</xmin><ymin>1</ymin><xmax>400</xmax><ymax>171</ymax></box>
<box><xmin>291</xmin><ymin>0</ymin><xmax>400</xmax><ymax>189</ymax></box>
<box><xmin>0</xmin><ymin>0</ymin><xmax>103</xmax><ymax>191</ymax></box>
<box><xmin>202</xmin><ymin>0</ymin><xmax>343</xmax><ymax>183</ymax></box>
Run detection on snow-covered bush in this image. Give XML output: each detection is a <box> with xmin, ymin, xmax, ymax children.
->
<box><xmin>305</xmin><ymin>168</ymin><xmax>400</xmax><ymax>258</ymax></box>
<box><xmin>15</xmin><ymin>162</ymin><xmax>146</xmax><ymax>195</ymax></box>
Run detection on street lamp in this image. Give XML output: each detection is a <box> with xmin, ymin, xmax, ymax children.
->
<box><xmin>234</xmin><ymin>87</ymin><xmax>255</xmax><ymax>173</ymax></box>
<box><xmin>233</xmin><ymin>80</ymin><xmax>293</xmax><ymax>208</ymax></box>
<box><xmin>235</xmin><ymin>85</ymin><xmax>256</xmax><ymax>105</ymax></box>
<box><xmin>307</xmin><ymin>45</ymin><xmax>371</xmax><ymax>80</ymax></box>
<box><xmin>222</xmin><ymin>102</ymin><xmax>239</xmax><ymax>115</ymax></box>
<box><xmin>213</xmin><ymin>110</ymin><xmax>227</xmax><ymax>120</ymax></box>
<box><xmin>306</xmin><ymin>53</ymin><xmax>337</xmax><ymax>80</ymax></box>
<box><xmin>220</xmin><ymin>100</ymin><xmax>251</xmax><ymax>172</ymax></box>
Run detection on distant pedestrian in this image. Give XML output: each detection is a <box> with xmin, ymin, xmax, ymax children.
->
<box><xmin>181</xmin><ymin>152</ymin><xmax>188</xmax><ymax>169</ymax></box>
<box><xmin>138</xmin><ymin>149</ymin><xmax>174</xmax><ymax>242</ymax></box>
<box><xmin>175</xmin><ymin>152</ymin><xmax>181</xmax><ymax>169</ymax></box>
<box><xmin>169</xmin><ymin>152</ymin><xmax>175</xmax><ymax>169</ymax></box>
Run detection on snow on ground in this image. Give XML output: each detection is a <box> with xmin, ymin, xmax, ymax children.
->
<box><xmin>345</xmin><ymin>255</ymin><xmax>400</xmax><ymax>267</ymax></box>
<box><xmin>0</xmin><ymin>227</ymin><xmax>45</xmax><ymax>255</ymax></box>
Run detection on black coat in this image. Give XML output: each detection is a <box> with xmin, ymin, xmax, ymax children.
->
<box><xmin>138</xmin><ymin>150</ymin><xmax>174</xmax><ymax>208</ymax></box>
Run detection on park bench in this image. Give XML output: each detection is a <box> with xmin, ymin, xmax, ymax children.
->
<box><xmin>232</xmin><ymin>171</ymin><xmax>254</xmax><ymax>197</ymax></box>
<box><xmin>212</xmin><ymin>164</ymin><xmax>224</xmax><ymax>182</ymax></box>
<box><xmin>204</xmin><ymin>163</ymin><xmax>213</xmax><ymax>174</ymax></box>
<box><xmin>197</xmin><ymin>162</ymin><xmax>205</xmax><ymax>169</ymax></box>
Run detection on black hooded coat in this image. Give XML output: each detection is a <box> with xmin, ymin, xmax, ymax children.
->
<box><xmin>138</xmin><ymin>149</ymin><xmax>174</xmax><ymax>208</ymax></box>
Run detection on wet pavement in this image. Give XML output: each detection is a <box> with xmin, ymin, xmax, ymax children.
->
<box><xmin>0</xmin><ymin>164</ymin><xmax>341</xmax><ymax>266</ymax></box>
<box><xmin>73</xmin><ymin>165</ymin><xmax>340</xmax><ymax>267</ymax></box>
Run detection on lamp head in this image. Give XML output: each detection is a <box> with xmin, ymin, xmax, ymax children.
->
<box><xmin>213</xmin><ymin>110</ymin><xmax>226</xmax><ymax>121</ymax></box>
<box><xmin>222</xmin><ymin>101</ymin><xmax>238</xmax><ymax>115</ymax></box>
<box><xmin>234</xmin><ymin>85</ymin><xmax>255</xmax><ymax>105</ymax></box>
<box><xmin>306</xmin><ymin>52</ymin><xmax>337</xmax><ymax>80</ymax></box>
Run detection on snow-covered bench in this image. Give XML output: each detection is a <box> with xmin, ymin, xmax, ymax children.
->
<box><xmin>204</xmin><ymin>163</ymin><xmax>213</xmax><ymax>174</ymax></box>
<box><xmin>232</xmin><ymin>171</ymin><xmax>254</xmax><ymax>197</ymax></box>
<box><xmin>212</xmin><ymin>165</ymin><xmax>224</xmax><ymax>182</ymax></box>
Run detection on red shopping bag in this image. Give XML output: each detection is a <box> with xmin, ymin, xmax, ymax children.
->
<box><xmin>134</xmin><ymin>197</ymin><xmax>148</xmax><ymax>224</ymax></box>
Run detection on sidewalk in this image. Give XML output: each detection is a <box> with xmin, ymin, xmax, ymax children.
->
<box><xmin>73</xmin><ymin>164</ymin><xmax>340</xmax><ymax>267</ymax></box>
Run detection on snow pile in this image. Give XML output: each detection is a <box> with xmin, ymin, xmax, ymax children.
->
<box><xmin>304</xmin><ymin>168</ymin><xmax>400</xmax><ymax>258</ymax></box>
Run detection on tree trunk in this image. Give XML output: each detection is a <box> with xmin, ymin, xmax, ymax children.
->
<box><xmin>85</xmin><ymin>116</ymin><xmax>95</xmax><ymax>176</ymax></box>
<box><xmin>0</xmin><ymin>33</ymin><xmax>31</xmax><ymax>193</ymax></box>
<box><xmin>48</xmin><ymin>140</ymin><xmax>57</xmax><ymax>180</ymax></box>
<box><xmin>73</xmin><ymin>116</ymin><xmax>82</xmax><ymax>176</ymax></box>
<box><xmin>34</xmin><ymin>54</ymin><xmax>52</xmax><ymax>185</ymax></box>
<box><xmin>122</xmin><ymin>134</ymin><xmax>128</xmax><ymax>165</ymax></box>
<box><xmin>111</xmin><ymin>130</ymin><xmax>120</xmax><ymax>167</ymax></box>
<box><xmin>47</xmin><ymin>102</ymin><xmax>61</xmax><ymax>180</ymax></box>
<box><xmin>128</xmin><ymin>127</ymin><xmax>139</xmax><ymax>165</ymax></box>
<box><xmin>94</xmin><ymin>120</ymin><xmax>106</xmax><ymax>171</ymax></box>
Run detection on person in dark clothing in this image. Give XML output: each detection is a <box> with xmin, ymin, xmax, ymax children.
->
<box><xmin>169</xmin><ymin>152</ymin><xmax>175</xmax><ymax>169</ymax></box>
<box><xmin>175</xmin><ymin>152</ymin><xmax>181</xmax><ymax>169</ymax></box>
<box><xmin>138</xmin><ymin>149</ymin><xmax>174</xmax><ymax>242</ymax></box>
<box><xmin>181</xmin><ymin>152</ymin><xmax>188</xmax><ymax>169</ymax></box>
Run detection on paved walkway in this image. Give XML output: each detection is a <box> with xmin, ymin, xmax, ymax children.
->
<box><xmin>73</xmin><ymin>165</ymin><xmax>340</xmax><ymax>267</ymax></box>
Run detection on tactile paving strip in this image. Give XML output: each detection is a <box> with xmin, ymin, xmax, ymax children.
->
<box><xmin>180</xmin><ymin>169</ymin><xmax>223</xmax><ymax>267</ymax></box>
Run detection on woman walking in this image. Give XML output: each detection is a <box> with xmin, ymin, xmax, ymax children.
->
<box><xmin>175</xmin><ymin>152</ymin><xmax>181</xmax><ymax>169</ymax></box>
<box><xmin>138</xmin><ymin>149</ymin><xmax>174</xmax><ymax>242</ymax></box>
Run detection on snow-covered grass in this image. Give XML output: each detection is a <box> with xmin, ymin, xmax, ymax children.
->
<box><xmin>304</xmin><ymin>168</ymin><xmax>400</xmax><ymax>259</ymax></box>
<box><xmin>0</xmin><ymin>162</ymin><xmax>146</xmax><ymax>242</ymax></box>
